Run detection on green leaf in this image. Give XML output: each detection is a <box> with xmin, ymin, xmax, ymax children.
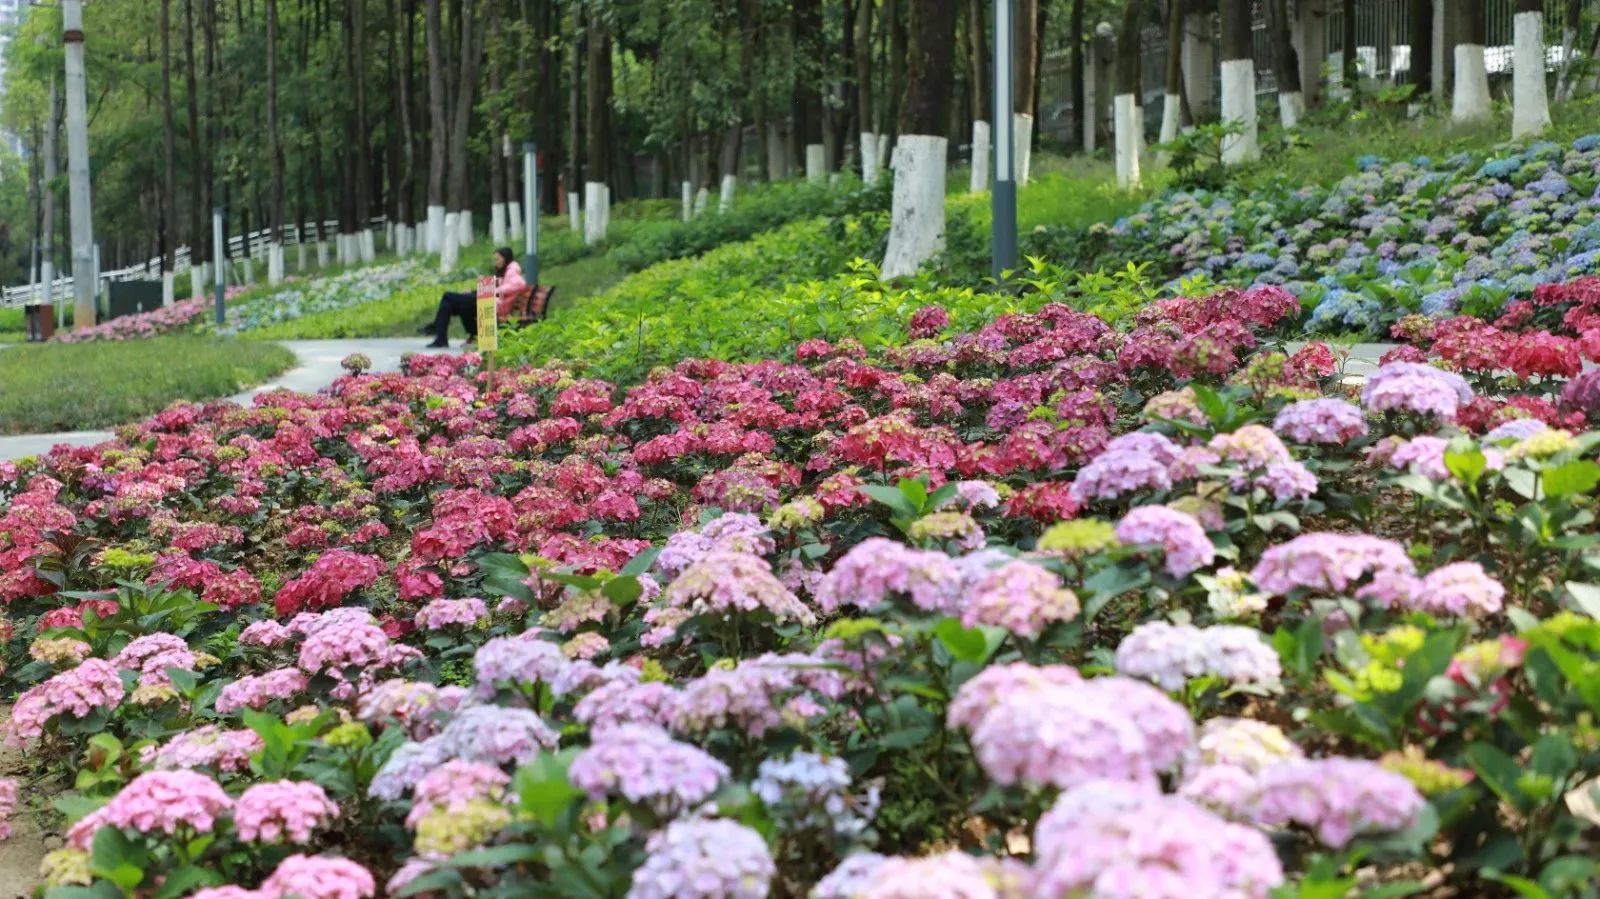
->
<box><xmin>443</xmin><ymin>843</ymin><xmax>543</xmax><ymax>869</ymax></box>
<box><xmin>1482</xmin><ymin>870</ymin><xmax>1553</xmax><ymax>899</ymax></box>
<box><xmin>933</xmin><ymin>618</ymin><xmax>995</xmax><ymax>664</ymax></box>
<box><xmin>1565</xmin><ymin>582</ymin><xmax>1600</xmax><ymax>619</ymax></box>
<box><xmin>152</xmin><ymin>865</ymin><xmax>218</xmax><ymax>899</ymax></box>
<box><xmin>90</xmin><ymin>827</ymin><xmax>144</xmax><ymax>889</ymax></box>
<box><xmin>897</xmin><ymin>477</ymin><xmax>929</xmax><ymax>511</ymax></box>
<box><xmin>1542</xmin><ymin>460</ymin><xmax>1600</xmax><ymax>498</ymax></box>
<box><xmin>1467</xmin><ymin>742</ymin><xmax>1528</xmax><ymax>812</ymax></box>
<box><xmin>479</xmin><ymin>552</ymin><xmax>536</xmax><ymax>602</ymax></box>
<box><xmin>860</xmin><ymin>484</ymin><xmax>918</xmax><ymax>518</ymax></box>
<box><xmin>513</xmin><ymin>749</ymin><xmax>584</xmax><ymax>827</ymax></box>
<box><xmin>164</xmin><ymin>666</ymin><xmax>199</xmax><ymax>695</ymax></box>
<box><xmin>1444</xmin><ymin>445</ymin><xmax>1487</xmax><ymax>486</ymax></box>
<box><xmin>619</xmin><ymin>546</ymin><xmax>661</xmax><ymax>577</ymax></box>
<box><xmin>601</xmin><ymin>575</ymin><xmax>642</xmax><ymax>606</ymax></box>
<box><xmin>1530</xmin><ymin>732</ymin><xmax>1577</xmax><ymax>782</ymax></box>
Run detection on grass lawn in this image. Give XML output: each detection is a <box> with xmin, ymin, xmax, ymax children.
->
<box><xmin>0</xmin><ymin>336</ymin><xmax>295</xmax><ymax>435</ymax></box>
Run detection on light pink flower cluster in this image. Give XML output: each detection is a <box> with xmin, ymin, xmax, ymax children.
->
<box><xmin>1032</xmin><ymin>780</ymin><xmax>1284</xmax><ymax>899</ymax></box>
<box><xmin>259</xmin><ymin>854</ymin><xmax>377</xmax><ymax>899</ymax></box>
<box><xmin>216</xmin><ymin>667</ymin><xmax>309</xmax><ymax>713</ymax></box>
<box><xmin>239</xmin><ymin>620</ymin><xmax>294</xmax><ymax>647</ymax></box>
<box><xmin>968</xmin><ymin>676</ymin><xmax>1192</xmax><ymax>789</ymax></box>
<box><xmin>960</xmin><ymin>560</ymin><xmax>1080</xmax><ymax>637</ymax></box>
<box><xmin>296</xmin><ymin>613</ymin><xmax>392</xmax><ymax>674</ymax></box>
<box><xmin>1250</xmin><ymin>533</ymin><xmax>1415</xmax><ymax>597</ymax></box>
<box><xmin>654</xmin><ymin>513</ymin><xmax>776</xmax><ymax>579</ymax></box>
<box><xmin>646</xmin><ymin>551</ymin><xmax>816</xmax><ymax>645</ymax></box>
<box><xmin>67</xmin><ymin>770</ymin><xmax>233</xmax><ymax>849</ymax></box>
<box><xmin>7</xmin><ymin>659</ymin><xmax>126</xmax><ymax>747</ymax></box>
<box><xmin>856</xmin><ymin>852</ymin><xmax>1016</xmax><ymax>899</ymax></box>
<box><xmin>1361</xmin><ymin>361</ymin><xmax>1474</xmax><ymax>421</ymax></box>
<box><xmin>814</xmin><ymin>537</ymin><xmax>965</xmax><ymax>615</ymax></box>
<box><xmin>946</xmin><ymin>662</ymin><xmax>1083</xmax><ymax>732</ymax></box>
<box><xmin>1115</xmin><ymin>506</ymin><xmax>1215</xmax><ymax>579</ymax></box>
<box><xmin>404</xmin><ymin>759</ymin><xmax>509</xmax><ymax>827</ymax></box>
<box><xmin>1251</xmin><ymin>758</ymin><xmax>1426</xmax><ymax>847</ymax></box>
<box><xmin>473</xmin><ymin>634</ymin><xmax>570</xmax><ymax>695</ymax></box>
<box><xmin>1204</xmin><ymin>425</ymin><xmax>1320</xmax><ymax>501</ymax></box>
<box><xmin>1273</xmin><ymin>398</ymin><xmax>1369</xmax><ymax>444</ymax></box>
<box><xmin>0</xmin><ymin>777</ymin><xmax>17</xmax><ymax>840</ymax></box>
<box><xmin>1069</xmin><ymin>432</ymin><xmax>1181</xmax><ymax>504</ymax></box>
<box><xmin>357</xmin><ymin>678</ymin><xmax>461</xmax><ymax>737</ymax></box>
<box><xmin>110</xmin><ymin>633</ymin><xmax>196</xmax><ymax>686</ymax></box>
<box><xmin>1359</xmin><ymin>561</ymin><xmax>1506</xmax><ymax>617</ymax></box>
<box><xmin>234</xmin><ymin>780</ymin><xmax>340</xmax><ymax>844</ymax></box>
<box><xmin>414</xmin><ymin>597</ymin><xmax>490</xmax><ymax>630</ymax></box>
<box><xmin>144</xmin><ymin>725</ymin><xmax>263</xmax><ymax>772</ymax></box>
<box><xmin>570</xmin><ymin>724</ymin><xmax>729</xmax><ymax>815</ymax></box>
<box><xmin>1114</xmin><ymin>621</ymin><xmax>1282</xmax><ymax>691</ymax></box>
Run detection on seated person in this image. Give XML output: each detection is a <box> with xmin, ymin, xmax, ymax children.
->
<box><xmin>422</xmin><ymin>247</ymin><xmax>526</xmax><ymax>348</ymax></box>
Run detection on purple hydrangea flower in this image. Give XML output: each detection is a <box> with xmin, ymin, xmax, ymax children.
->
<box><xmin>626</xmin><ymin>818</ymin><xmax>775</xmax><ymax>899</ymax></box>
<box><xmin>1115</xmin><ymin>506</ymin><xmax>1216</xmax><ymax>579</ymax></box>
<box><xmin>570</xmin><ymin>725</ymin><xmax>728</xmax><ymax>815</ymax></box>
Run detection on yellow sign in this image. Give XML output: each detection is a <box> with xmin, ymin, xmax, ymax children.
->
<box><xmin>476</xmin><ymin>297</ymin><xmax>498</xmax><ymax>352</ymax></box>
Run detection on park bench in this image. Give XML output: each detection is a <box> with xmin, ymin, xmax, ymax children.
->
<box><xmin>501</xmin><ymin>283</ymin><xmax>554</xmax><ymax>327</ymax></box>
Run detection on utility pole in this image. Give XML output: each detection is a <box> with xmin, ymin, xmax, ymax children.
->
<box><xmin>63</xmin><ymin>0</ymin><xmax>96</xmax><ymax>330</ymax></box>
<box><xmin>41</xmin><ymin>78</ymin><xmax>58</xmax><ymax>328</ymax></box>
<box><xmin>523</xmin><ymin>143</ymin><xmax>539</xmax><ymax>285</ymax></box>
<box><xmin>992</xmin><ymin>0</ymin><xmax>1018</xmax><ymax>278</ymax></box>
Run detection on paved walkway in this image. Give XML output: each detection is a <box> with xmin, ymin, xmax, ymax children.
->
<box><xmin>0</xmin><ymin>338</ymin><xmax>421</xmax><ymax>462</ymax></box>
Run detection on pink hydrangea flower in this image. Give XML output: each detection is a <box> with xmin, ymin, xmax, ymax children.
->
<box><xmin>1250</xmin><ymin>533</ymin><xmax>1414</xmax><ymax>597</ymax></box>
<box><xmin>260</xmin><ymin>854</ymin><xmax>376</xmax><ymax>899</ymax></box>
<box><xmin>946</xmin><ymin>662</ymin><xmax>1083</xmax><ymax>732</ymax></box>
<box><xmin>0</xmin><ymin>777</ymin><xmax>17</xmax><ymax>840</ymax></box>
<box><xmin>414</xmin><ymin>597</ymin><xmax>490</xmax><ymax>630</ymax></box>
<box><xmin>234</xmin><ymin>780</ymin><xmax>339</xmax><ymax>844</ymax></box>
<box><xmin>960</xmin><ymin>560</ymin><xmax>1080</xmax><ymax>637</ymax></box>
<box><xmin>1273</xmin><ymin>398</ymin><xmax>1368</xmax><ymax>444</ymax></box>
<box><xmin>7</xmin><ymin>659</ymin><xmax>126</xmax><ymax>747</ymax></box>
<box><xmin>405</xmin><ymin>759</ymin><xmax>510</xmax><ymax>827</ymax></box>
<box><xmin>67</xmin><ymin>770</ymin><xmax>233</xmax><ymax>849</ymax></box>
<box><xmin>216</xmin><ymin>668</ymin><xmax>310</xmax><ymax>714</ymax></box>
<box><xmin>1115</xmin><ymin>506</ymin><xmax>1215</xmax><ymax>579</ymax></box>
<box><xmin>570</xmin><ymin>725</ymin><xmax>729</xmax><ymax>815</ymax></box>
<box><xmin>1252</xmin><ymin>757</ymin><xmax>1426</xmax><ymax>848</ymax></box>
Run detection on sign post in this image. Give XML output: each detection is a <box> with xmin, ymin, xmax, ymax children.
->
<box><xmin>476</xmin><ymin>275</ymin><xmax>499</xmax><ymax>394</ymax></box>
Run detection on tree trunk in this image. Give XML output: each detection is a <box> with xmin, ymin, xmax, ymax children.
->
<box><xmin>1267</xmin><ymin>0</ymin><xmax>1303</xmax><ymax>127</ymax></box>
<box><xmin>350</xmin><ymin>0</ymin><xmax>373</xmax><ymax>260</ymax></box>
<box><xmin>1451</xmin><ymin>0</ymin><xmax>1490</xmax><ymax>122</ymax></box>
<box><xmin>1341</xmin><ymin>0</ymin><xmax>1357</xmax><ymax>93</ymax></box>
<box><xmin>1071</xmin><ymin>0</ymin><xmax>1086</xmax><ymax>152</ymax></box>
<box><xmin>883</xmin><ymin>0</ymin><xmax>956</xmax><ymax>279</ymax></box>
<box><xmin>160</xmin><ymin>0</ymin><xmax>178</xmax><ymax>307</ymax></box>
<box><xmin>1219</xmin><ymin>0</ymin><xmax>1259</xmax><ymax>164</ymax></box>
<box><xmin>854</xmin><ymin>0</ymin><xmax>874</xmax><ymax>179</ymax></box>
<box><xmin>425</xmin><ymin>0</ymin><xmax>448</xmax><ymax>253</ymax></box>
<box><xmin>1512</xmin><ymin>0</ymin><xmax>1551</xmax><ymax>136</ymax></box>
<box><xmin>1114</xmin><ymin>0</ymin><xmax>1142</xmax><ymax>188</ymax></box>
<box><xmin>1407</xmin><ymin>0</ymin><xmax>1433</xmax><ymax>98</ymax></box>
<box><xmin>1160</xmin><ymin>0</ymin><xmax>1184</xmax><ymax>146</ymax></box>
<box><xmin>266</xmin><ymin>0</ymin><xmax>286</xmax><ymax>282</ymax></box>
<box><xmin>184</xmin><ymin>0</ymin><xmax>208</xmax><ymax>276</ymax></box>
<box><xmin>448</xmin><ymin>0</ymin><xmax>487</xmax><ymax>248</ymax></box>
<box><xmin>584</xmin><ymin>4</ymin><xmax>612</xmax><ymax>244</ymax></box>
<box><xmin>886</xmin><ymin>0</ymin><xmax>906</xmax><ymax>143</ymax></box>
<box><xmin>396</xmin><ymin>0</ymin><xmax>418</xmax><ymax>251</ymax></box>
<box><xmin>968</xmin><ymin>0</ymin><xmax>990</xmax><ymax>192</ymax></box>
<box><xmin>1013</xmin><ymin>0</ymin><xmax>1038</xmax><ymax>182</ymax></box>
<box><xmin>1556</xmin><ymin>0</ymin><xmax>1583</xmax><ymax>100</ymax></box>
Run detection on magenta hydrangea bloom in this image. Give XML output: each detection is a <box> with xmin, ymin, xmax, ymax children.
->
<box><xmin>1033</xmin><ymin>780</ymin><xmax>1284</xmax><ymax>899</ymax></box>
<box><xmin>1273</xmin><ymin>398</ymin><xmax>1368</xmax><ymax>444</ymax></box>
<box><xmin>571</xmin><ymin>724</ymin><xmax>729</xmax><ymax>815</ymax></box>
<box><xmin>626</xmin><ymin>818</ymin><xmax>775</xmax><ymax>899</ymax></box>
<box><xmin>1250</xmin><ymin>533</ymin><xmax>1415</xmax><ymax>597</ymax></box>
<box><xmin>260</xmin><ymin>854</ymin><xmax>377</xmax><ymax>899</ymax></box>
<box><xmin>234</xmin><ymin>780</ymin><xmax>339</xmax><ymax>844</ymax></box>
<box><xmin>1114</xmin><ymin>621</ymin><xmax>1281</xmax><ymax>691</ymax></box>
<box><xmin>1252</xmin><ymin>757</ymin><xmax>1426</xmax><ymax>848</ymax></box>
<box><xmin>960</xmin><ymin>560</ymin><xmax>1080</xmax><ymax>637</ymax></box>
<box><xmin>946</xmin><ymin>662</ymin><xmax>1083</xmax><ymax>732</ymax></box>
<box><xmin>414</xmin><ymin>597</ymin><xmax>490</xmax><ymax>630</ymax></box>
<box><xmin>67</xmin><ymin>770</ymin><xmax>233</xmax><ymax>849</ymax></box>
<box><xmin>1115</xmin><ymin>506</ymin><xmax>1215</xmax><ymax>579</ymax></box>
<box><xmin>813</xmin><ymin>537</ymin><xmax>965</xmax><ymax>616</ymax></box>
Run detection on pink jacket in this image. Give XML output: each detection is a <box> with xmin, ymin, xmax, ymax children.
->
<box><xmin>494</xmin><ymin>261</ymin><xmax>527</xmax><ymax>319</ymax></box>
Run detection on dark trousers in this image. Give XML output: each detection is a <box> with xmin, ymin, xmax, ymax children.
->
<box><xmin>432</xmin><ymin>291</ymin><xmax>477</xmax><ymax>339</ymax></box>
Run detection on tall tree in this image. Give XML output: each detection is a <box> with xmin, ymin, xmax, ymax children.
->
<box><xmin>1512</xmin><ymin>0</ymin><xmax>1552</xmax><ymax>136</ymax></box>
<box><xmin>1071</xmin><ymin>0</ymin><xmax>1086</xmax><ymax>152</ymax></box>
<box><xmin>967</xmin><ymin>0</ymin><xmax>990</xmax><ymax>193</ymax></box>
<box><xmin>1113</xmin><ymin>0</ymin><xmax>1142</xmax><ymax>188</ymax></box>
<box><xmin>266</xmin><ymin>0</ymin><xmax>286</xmax><ymax>281</ymax></box>
<box><xmin>882</xmin><ymin>0</ymin><xmax>956</xmax><ymax>279</ymax></box>
<box><xmin>1267</xmin><ymin>0</ymin><xmax>1304</xmax><ymax>126</ymax></box>
<box><xmin>583</xmin><ymin>2</ymin><xmax>612</xmax><ymax>243</ymax></box>
<box><xmin>1341</xmin><ymin>0</ymin><xmax>1357</xmax><ymax>95</ymax></box>
<box><xmin>160</xmin><ymin>0</ymin><xmax>178</xmax><ymax>304</ymax></box>
<box><xmin>1451</xmin><ymin>0</ymin><xmax>1490</xmax><ymax>122</ymax></box>
<box><xmin>1013</xmin><ymin>0</ymin><xmax>1038</xmax><ymax>183</ymax></box>
<box><xmin>1160</xmin><ymin>0</ymin><xmax>1184</xmax><ymax>145</ymax></box>
<box><xmin>1407</xmin><ymin>0</ymin><xmax>1433</xmax><ymax>99</ymax></box>
<box><xmin>425</xmin><ymin>0</ymin><xmax>448</xmax><ymax>252</ymax></box>
<box><xmin>1219</xmin><ymin>0</ymin><xmax>1259</xmax><ymax>164</ymax></box>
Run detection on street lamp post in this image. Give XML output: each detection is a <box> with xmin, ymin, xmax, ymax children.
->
<box><xmin>523</xmin><ymin>143</ymin><xmax>539</xmax><ymax>286</ymax></box>
<box><xmin>63</xmin><ymin>0</ymin><xmax>96</xmax><ymax>329</ymax></box>
<box><xmin>212</xmin><ymin>208</ymin><xmax>225</xmax><ymax>326</ymax></box>
<box><xmin>992</xmin><ymin>0</ymin><xmax>1018</xmax><ymax>279</ymax></box>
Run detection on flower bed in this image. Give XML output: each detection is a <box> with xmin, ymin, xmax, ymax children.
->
<box><xmin>217</xmin><ymin>262</ymin><xmax>426</xmax><ymax>335</ymax></box>
<box><xmin>1060</xmin><ymin>134</ymin><xmax>1600</xmax><ymax>337</ymax></box>
<box><xmin>53</xmin><ymin>289</ymin><xmax>249</xmax><ymax>344</ymax></box>
<box><xmin>2</xmin><ymin>278</ymin><xmax>1600</xmax><ymax>896</ymax></box>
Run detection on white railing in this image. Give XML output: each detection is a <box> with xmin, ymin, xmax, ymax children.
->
<box><xmin>1</xmin><ymin>215</ymin><xmax>389</xmax><ymax>310</ymax></box>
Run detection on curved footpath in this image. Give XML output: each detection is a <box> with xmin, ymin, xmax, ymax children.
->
<box><xmin>0</xmin><ymin>338</ymin><xmax>420</xmax><ymax>462</ymax></box>
<box><xmin>0</xmin><ymin>340</ymin><xmax>1395</xmax><ymax>464</ymax></box>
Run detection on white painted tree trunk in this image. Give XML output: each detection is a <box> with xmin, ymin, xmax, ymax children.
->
<box><xmin>880</xmin><ymin>135</ymin><xmax>948</xmax><ymax>280</ymax></box>
<box><xmin>861</xmin><ymin>132</ymin><xmax>880</xmax><ymax>184</ymax></box>
<box><xmin>1159</xmin><ymin>92</ymin><xmax>1181</xmax><ymax>148</ymax></box>
<box><xmin>719</xmin><ymin>174</ymin><xmax>737</xmax><ymax>212</ymax></box>
<box><xmin>1512</xmin><ymin>12</ymin><xmax>1551</xmax><ymax>137</ymax></box>
<box><xmin>385</xmin><ymin>222</ymin><xmax>395</xmax><ymax>252</ymax></box>
<box><xmin>567</xmin><ymin>192</ymin><xmax>581</xmax><ymax>230</ymax></box>
<box><xmin>490</xmin><ymin>203</ymin><xmax>508</xmax><ymax>244</ymax></box>
<box><xmin>681</xmin><ymin>181</ymin><xmax>693</xmax><ymax>221</ymax></box>
<box><xmin>242</xmin><ymin>255</ymin><xmax>255</xmax><ymax>284</ymax></box>
<box><xmin>1278</xmin><ymin>91</ymin><xmax>1305</xmax><ymax>129</ymax></box>
<box><xmin>457</xmin><ymin>212</ymin><xmax>473</xmax><ymax>248</ymax></box>
<box><xmin>1134</xmin><ymin>103</ymin><xmax>1146</xmax><ymax>160</ymax></box>
<box><xmin>969</xmin><ymin>120</ymin><xmax>990</xmax><ymax>193</ymax></box>
<box><xmin>316</xmin><ymin>241</ymin><xmax>329</xmax><ymax>268</ymax></box>
<box><xmin>806</xmin><ymin>143</ymin><xmax>827</xmax><ymax>181</ymax></box>
<box><xmin>188</xmin><ymin>262</ymin><xmax>202</xmax><ymax>299</ymax></box>
<box><xmin>1014</xmin><ymin>113</ymin><xmax>1035</xmax><ymax>185</ymax></box>
<box><xmin>694</xmin><ymin>186</ymin><xmax>709</xmax><ymax>217</ymax></box>
<box><xmin>297</xmin><ymin>241</ymin><xmax>308</xmax><ymax>272</ymax></box>
<box><xmin>426</xmin><ymin>205</ymin><xmax>446</xmax><ymax>254</ymax></box>
<box><xmin>601</xmin><ymin>185</ymin><xmax>612</xmax><ymax>234</ymax></box>
<box><xmin>1452</xmin><ymin>44</ymin><xmax>1492</xmax><ymax>123</ymax></box>
<box><xmin>1114</xmin><ymin>94</ymin><xmax>1142</xmax><ymax>188</ymax></box>
<box><xmin>360</xmin><ymin>230</ymin><xmax>376</xmax><ymax>263</ymax></box>
<box><xmin>583</xmin><ymin>182</ymin><xmax>607</xmax><ymax>245</ymax></box>
<box><xmin>508</xmin><ymin>201</ymin><xmax>523</xmax><ymax>240</ymax></box>
<box><xmin>1220</xmin><ymin>58</ymin><xmax>1260</xmax><ymax>165</ymax></box>
<box><xmin>267</xmin><ymin>243</ymin><xmax>284</xmax><ymax>285</ymax></box>
<box><xmin>439</xmin><ymin>214</ymin><xmax>460</xmax><ymax>273</ymax></box>
<box><xmin>162</xmin><ymin>271</ymin><xmax>175</xmax><ymax>307</ymax></box>
<box><xmin>877</xmin><ymin>133</ymin><xmax>890</xmax><ymax>170</ymax></box>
